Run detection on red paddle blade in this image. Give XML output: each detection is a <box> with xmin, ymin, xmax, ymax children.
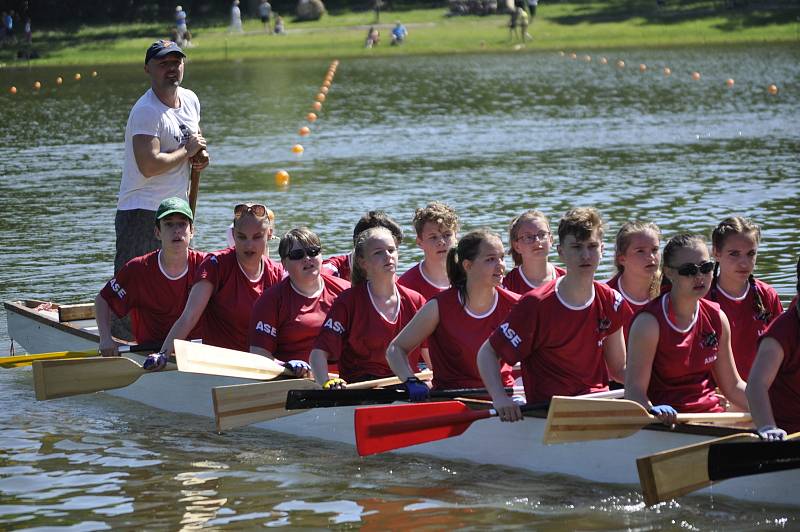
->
<box><xmin>355</xmin><ymin>401</ymin><xmax>492</xmax><ymax>456</ymax></box>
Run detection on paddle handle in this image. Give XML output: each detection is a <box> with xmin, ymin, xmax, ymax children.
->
<box><xmin>674</xmin><ymin>412</ymin><xmax>752</xmax><ymax>424</ymax></box>
<box><xmin>347</xmin><ymin>370</ymin><xmax>432</xmax><ymax>390</ymax></box>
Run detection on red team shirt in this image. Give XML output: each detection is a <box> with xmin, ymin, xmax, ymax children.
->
<box><xmin>704</xmin><ymin>279</ymin><xmax>783</xmax><ymax>379</ymax></box>
<box><xmin>196</xmin><ymin>248</ymin><xmax>284</xmax><ymax>352</ymax></box>
<box><xmin>643</xmin><ymin>295</ymin><xmax>725</xmax><ymax>413</ymax></box>
<box><xmin>313</xmin><ymin>282</ymin><xmax>426</xmax><ymax>382</ymax></box>
<box><xmin>398</xmin><ymin>262</ymin><xmax>450</xmax><ymax>301</ymax></box>
<box><xmin>322</xmin><ymin>254</ymin><xmax>352</xmax><ymax>281</ymax></box>
<box><xmin>606</xmin><ymin>272</ymin><xmax>653</xmax><ymax>339</ymax></box>
<box><xmin>502</xmin><ymin>265</ymin><xmax>566</xmax><ymax>295</ymax></box>
<box><xmin>428</xmin><ymin>287</ymin><xmax>518</xmax><ymax>390</ymax></box>
<box><xmin>249</xmin><ymin>274</ymin><xmax>350</xmax><ymax>362</ymax></box>
<box><xmin>759</xmin><ymin>307</ymin><xmax>800</xmax><ymax>433</ymax></box>
<box><xmin>489</xmin><ymin>278</ymin><xmax>631</xmax><ymax>403</ymax></box>
<box><xmin>100</xmin><ymin>249</ymin><xmax>207</xmax><ymax>343</ymax></box>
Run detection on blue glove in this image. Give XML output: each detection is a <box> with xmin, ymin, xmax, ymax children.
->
<box><xmin>286</xmin><ymin>359</ymin><xmax>311</xmax><ymax>377</ymax></box>
<box><xmin>649</xmin><ymin>404</ymin><xmax>678</xmax><ymax>424</ymax></box>
<box><xmin>757</xmin><ymin>425</ymin><xmax>787</xmax><ymax>441</ymax></box>
<box><xmin>404</xmin><ymin>376</ymin><xmax>430</xmax><ymax>402</ymax></box>
<box><xmin>143</xmin><ymin>352</ymin><xmax>168</xmax><ymax>371</ymax></box>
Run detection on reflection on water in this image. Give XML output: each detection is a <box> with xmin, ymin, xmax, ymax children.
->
<box><xmin>1</xmin><ymin>47</ymin><xmax>799</xmax><ymax>528</ymax></box>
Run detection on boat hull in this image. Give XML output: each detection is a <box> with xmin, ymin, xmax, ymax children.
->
<box><xmin>5</xmin><ymin>299</ymin><xmax>798</xmax><ymax>508</ymax></box>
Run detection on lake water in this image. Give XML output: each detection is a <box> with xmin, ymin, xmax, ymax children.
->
<box><xmin>1</xmin><ymin>46</ymin><xmax>799</xmax><ymax>529</ymax></box>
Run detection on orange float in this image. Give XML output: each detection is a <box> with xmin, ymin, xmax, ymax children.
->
<box><xmin>33</xmin><ymin>81</ymin><xmax>42</xmax><ymax>90</ymax></box>
<box><xmin>56</xmin><ymin>77</ymin><xmax>63</xmax><ymax>85</ymax></box>
<box><xmin>767</xmin><ymin>84</ymin><xmax>778</xmax><ymax>95</ymax></box>
<box><xmin>92</xmin><ymin>71</ymin><xmax>98</xmax><ymax>77</ymax></box>
<box><xmin>320</xmin><ymin>86</ymin><xmax>329</xmax><ymax>95</ymax></box>
<box><xmin>312</xmin><ymin>101</ymin><xmax>322</xmax><ymax>111</ymax></box>
<box><xmin>74</xmin><ymin>73</ymin><xmax>82</xmax><ymax>81</ymax></box>
<box><xmin>315</xmin><ymin>93</ymin><xmax>326</xmax><ymax>102</ymax></box>
<box><xmin>9</xmin><ymin>86</ymin><xmax>17</xmax><ymax>94</ymax></box>
<box><xmin>663</xmin><ymin>67</ymin><xmax>671</xmax><ymax>76</ymax></box>
<box><xmin>725</xmin><ymin>78</ymin><xmax>735</xmax><ymax>88</ymax></box>
<box><xmin>639</xmin><ymin>64</ymin><xmax>647</xmax><ymax>72</ymax></box>
<box><xmin>599</xmin><ymin>57</ymin><xmax>608</xmax><ymax>65</ymax></box>
<box><xmin>691</xmin><ymin>71</ymin><xmax>701</xmax><ymax>81</ymax></box>
<box><xmin>616</xmin><ymin>60</ymin><xmax>625</xmax><ymax>69</ymax></box>
<box><xmin>291</xmin><ymin>144</ymin><xmax>304</xmax><ymax>155</ymax></box>
<box><xmin>299</xmin><ymin>126</ymin><xmax>310</xmax><ymax>136</ymax></box>
<box><xmin>306</xmin><ymin>112</ymin><xmax>318</xmax><ymax>122</ymax></box>
<box><xmin>275</xmin><ymin>169</ymin><xmax>290</xmax><ymax>186</ymax></box>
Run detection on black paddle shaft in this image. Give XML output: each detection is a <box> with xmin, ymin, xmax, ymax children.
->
<box><xmin>708</xmin><ymin>441</ymin><xmax>800</xmax><ymax>481</ymax></box>
<box><xmin>285</xmin><ymin>387</ymin><xmax>507</xmax><ymax>410</ymax></box>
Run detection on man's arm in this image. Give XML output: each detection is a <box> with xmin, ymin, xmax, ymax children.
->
<box><xmin>133</xmin><ymin>133</ymin><xmax>206</xmax><ymax>178</ymax></box>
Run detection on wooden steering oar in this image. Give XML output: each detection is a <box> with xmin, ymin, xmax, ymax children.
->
<box><xmin>188</xmin><ymin>149</ymin><xmax>208</xmax><ymax>216</ymax></box>
<box><xmin>542</xmin><ymin>396</ymin><xmax>752</xmax><ymax>444</ymax></box>
<box><xmin>354</xmin><ymin>389</ymin><xmax>627</xmax><ymax>457</ymax></box>
<box><xmin>637</xmin><ymin>431</ymin><xmax>800</xmax><ymax>505</ymax></box>
<box><xmin>212</xmin><ymin>370</ymin><xmax>433</xmax><ymax>432</ymax></box>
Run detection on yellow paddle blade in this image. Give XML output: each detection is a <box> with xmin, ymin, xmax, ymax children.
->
<box><xmin>32</xmin><ymin>357</ymin><xmax>163</xmax><ymax>400</ymax></box>
<box><xmin>544</xmin><ymin>396</ymin><xmax>654</xmax><ymax>444</ymax></box>
<box><xmin>212</xmin><ymin>378</ymin><xmax>318</xmax><ymax>432</ymax></box>
<box><xmin>174</xmin><ymin>340</ymin><xmax>291</xmax><ymax>380</ymax></box>
<box><xmin>0</xmin><ymin>349</ymin><xmax>96</xmax><ymax>368</ymax></box>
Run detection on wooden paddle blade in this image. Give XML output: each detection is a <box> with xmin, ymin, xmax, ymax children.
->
<box><xmin>212</xmin><ymin>378</ymin><xmax>318</xmax><ymax>432</ymax></box>
<box><xmin>174</xmin><ymin>339</ymin><xmax>290</xmax><ymax>380</ymax></box>
<box><xmin>543</xmin><ymin>397</ymin><xmax>654</xmax><ymax>444</ymax></box>
<box><xmin>33</xmin><ymin>357</ymin><xmax>147</xmax><ymax>400</ymax></box>
<box><xmin>1</xmin><ymin>349</ymin><xmax>96</xmax><ymax>368</ymax></box>
<box><xmin>355</xmin><ymin>401</ymin><xmax>492</xmax><ymax>456</ymax></box>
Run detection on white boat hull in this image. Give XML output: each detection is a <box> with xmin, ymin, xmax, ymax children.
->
<box><xmin>5</xmin><ymin>299</ymin><xmax>799</xmax><ymax>508</ymax></box>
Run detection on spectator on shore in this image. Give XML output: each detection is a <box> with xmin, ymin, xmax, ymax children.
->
<box><xmin>230</xmin><ymin>0</ymin><xmax>243</xmax><ymax>33</ymax></box>
<box><xmin>174</xmin><ymin>6</ymin><xmax>193</xmax><ymax>47</ymax></box>
<box><xmin>274</xmin><ymin>14</ymin><xmax>285</xmax><ymax>34</ymax></box>
<box><xmin>391</xmin><ymin>21</ymin><xmax>407</xmax><ymax>45</ymax></box>
<box><xmin>259</xmin><ymin>0</ymin><xmax>273</xmax><ymax>33</ymax></box>
<box><xmin>517</xmin><ymin>6</ymin><xmax>530</xmax><ymax>41</ymax></box>
<box><xmin>3</xmin><ymin>11</ymin><xmax>13</xmax><ymax>43</ymax></box>
<box><xmin>24</xmin><ymin>17</ymin><xmax>31</xmax><ymax>44</ymax></box>
<box><xmin>373</xmin><ymin>0</ymin><xmax>383</xmax><ymax>23</ymax></box>
<box><xmin>365</xmin><ymin>26</ymin><xmax>380</xmax><ymax>48</ymax></box>
<box><xmin>508</xmin><ymin>5</ymin><xmax>518</xmax><ymax>42</ymax></box>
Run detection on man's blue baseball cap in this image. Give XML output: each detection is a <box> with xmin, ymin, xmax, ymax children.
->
<box><xmin>145</xmin><ymin>40</ymin><xmax>186</xmax><ymax>64</ymax></box>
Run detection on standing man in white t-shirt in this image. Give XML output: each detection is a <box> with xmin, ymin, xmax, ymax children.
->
<box><xmin>115</xmin><ymin>39</ymin><xmax>209</xmax><ymax>275</ymax></box>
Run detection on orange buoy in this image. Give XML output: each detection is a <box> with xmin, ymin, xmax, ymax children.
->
<box><xmin>92</xmin><ymin>71</ymin><xmax>98</xmax><ymax>77</ymax></box>
<box><xmin>599</xmin><ymin>57</ymin><xmax>608</xmax><ymax>65</ymax></box>
<box><xmin>306</xmin><ymin>112</ymin><xmax>318</xmax><ymax>122</ymax></box>
<box><xmin>583</xmin><ymin>55</ymin><xmax>591</xmax><ymax>62</ymax></box>
<box><xmin>322</xmin><ymin>80</ymin><xmax>331</xmax><ymax>88</ymax></box>
<box><xmin>315</xmin><ymin>93</ymin><xmax>326</xmax><ymax>102</ymax></box>
<box><xmin>725</xmin><ymin>78</ymin><xmax>735</xmax><ymax>88</ymax></box>
<box><xmin>275</xmin><ymin>169</ymin><xmax>290</xmax><ymax>186</ymax></box>
<box><xmin>9</xmin><ymin>86</ymin><xmax>17</xmax><ymax>94</ymax></box>
<box><xmin>559</xmin><ymin>51</ymin><xmax>565</xmax><ymax>57</ymax></box>
<box><xmin>299</xmin><ymin>126</ymin><xmax>310</xmax><ymax>136</ymax></box>
<box><xmin>569</xmin><ymin>52</ymin><xmax>577</xmax><ymax>60</ymax></box>
<box><xmin>663</xmin><ymin>67</ymin><xmax>671</xmax><ymax>76</ymax></box>
<box><xmin>767</xmin><ymin>84</ymin><xmax>778</xmax><ymax>95</ymax></box>
<box><xmin>320</xmin><ymin>86</ymin><xmax>329</xmax><ymax>95</ymax></box>
<box><xmin>639</xmin><ymin>63</ymin><xmax>647</xmax><ymax>72</ymax></box>
<box><xmin>33</xmin><ymin>81</ymin><xmax>42</xmax><ymax>90</ymax></box>
<box><xmin>691</xmin><ymin>71</ymin><xmax>701</xmax><ymax>81</ymax></box>
<box><xmin>74</xmin><ymin>73</ymin><xmax>82</xmax><ymax>81</ymax></box>
<box><xmin>312</xmin><ymin>101</ymin><xmax>322</xmax><ymax>111</ymax></box>
<box><xmin>616</xmin><ymin>60</ymin><xmax>625</xmax><ymax>69</ymax></box>
<box><xmin>56</xmin><ymin>76</ymin><xmax>63</xmax><ymax>85</ymax></box>
<box><xmin>291</xmin><ymin>144</ymin><xmax>304</xmax><ymax>155</ymax></box>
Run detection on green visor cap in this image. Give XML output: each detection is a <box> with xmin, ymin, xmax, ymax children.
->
<box><xmin>156</xmin><ymin>197</ymin><xmax>194</xmax><ymax>222</ymax></box>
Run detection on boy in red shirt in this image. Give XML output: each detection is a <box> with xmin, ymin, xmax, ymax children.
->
<box><xmin>96</xmin><ymin>197</ymin><xmax>205</xmax><ymax>356</ymax></box>
<box><xmin>478</xmin><ymin>207</ymin><xmax>630</xmax><ymax>421</ymax></box>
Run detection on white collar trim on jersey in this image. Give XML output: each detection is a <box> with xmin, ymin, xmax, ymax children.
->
<box><xmin>237</xmin><ymin>256</ymin><xmax>264</xmax><ymax>282</ymax></box>
<box><xmin>457</xmin><ymin>289</ymin><xmax>498</xmax><ymax>319</ymax></box>
<box><xmin>419</xmin><ymin>260</ymin><xmax>450</xmax><ymax>290</ymax></box>
<box><xmin>290</xmin><ymin>278</ymin><xmax>324</xmax><ymax>299</ymax></box>
<box><xmin>367</xmin><ymin>281</ymin><xmax>400</xmax><ymax>325</ymax></box>
<box><xmin>157</xmin><ymin>249</ymin><xmax>188</xmax><ymax>281</ymax></box>
<box><xmin>520</xmin><ymin>263</ymin><xmax>555</xmax><ymax>289</ymax></box>
<box><xmin>554</xmin><ymin>276</ymin><xmax>595</xmax><ymax>311</ymax></box>
<box><xmin>717</xmin><ymin>281</ymin><xmax>749</xmax><ymax>302</ymax></box>
<box><xmin>617</xmin><ymin>276</ymin><xmax>650</xmax><ymax>306</ymax></box>
<box><xmin>661</xmin><ymin>294</ymin><xmax>699</xmax><ymax>333</ymax></box>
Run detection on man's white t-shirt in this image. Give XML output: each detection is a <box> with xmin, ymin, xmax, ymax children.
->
<box><xmin>117</xmin><ymin>86</ymin><xmax>201</xmax><ymax>211</ymax></box>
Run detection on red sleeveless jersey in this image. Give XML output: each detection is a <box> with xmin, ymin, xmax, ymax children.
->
<box><xmin>428</xmin><ymin>286</ymin><xmax>518</xmax><ymax>390</ymax></box>
<box><xmin>759</xmin><ymin>307</ymin><xmax>800</xmax><ymax>433</ymax></box>
<box><xmin>643</xmin><ymin>294</ymin><xmax>724</xmax><ymax>413</ymax></box>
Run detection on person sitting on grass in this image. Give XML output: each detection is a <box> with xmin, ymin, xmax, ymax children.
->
<box><xmin>274</xmin><ymin>14</ymin><xmax>285</xmax><ymax>34</ymax></box>
<box><xmin>365</xmin><ymin>26</ymin><xmax>380</xmax><ymax>48</ymax></box>
<box><xmin>391</xmin><ymin>22</ymin><xmax>407</xmax><ymax>45</ymax></box>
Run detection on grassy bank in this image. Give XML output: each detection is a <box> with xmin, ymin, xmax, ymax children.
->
<box><xmin>2</xmin><ymin>1</ymin><xmax>798</xmax><ymax>66</ymax></box>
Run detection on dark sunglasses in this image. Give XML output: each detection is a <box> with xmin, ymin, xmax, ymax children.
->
<box><xmin>286</xmin><ymin>246</ymin><xmax>321</xmax><ymax>261</ymax></box>
<box><xmin>234</xmin><ymin>203</ymin><xmax>272</xmax><ymax>221</ymax></box>
<box><xmin>671</xmin><ymin>260</ymin><xmax>715</xmax><ymax>276</ymax></box>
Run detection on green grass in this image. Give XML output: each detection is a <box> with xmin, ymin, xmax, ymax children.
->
<box><xmin>2</xmin><ymin>1</ymin><xmax>798</xmax><ymax>66</ymax></box>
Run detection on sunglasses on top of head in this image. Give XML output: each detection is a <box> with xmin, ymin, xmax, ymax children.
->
<box><xmin>671</xmin><ymin>260</ymin><xmax>715</xmax><ymax>276</ymax></box>
<box><xmin>234</xmin><ymin>203</ymin><xmax>271</xmax><ymax>220</ymax></box>
<box><xmin>287</xmin><ymin>246</ymin><xmax>321</xmax><ymax>261</ymax></box>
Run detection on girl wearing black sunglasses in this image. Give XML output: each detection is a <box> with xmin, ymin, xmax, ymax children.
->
<box><xmin>706</xmin><ymin>217</ymin><xmax>783</xmax><ymax>380</ymax></box>
<box><xmin>747</xmin><ymin>256</ymin><xmax>800</xmax><ymax>441</ymax></box>
<box><xmin>626</xmin><ymin>233</ymin><xmax>748</xmax><ymax>425</ymax></box>
<box><xmin>158</xmin><ymin>203</ymin><xmax>284</xmax><ymax>358</ymax></box>
<box><xmin>249</xmin><ymin>228</ymin><xmax>350</xmax><ymax>378</ymax></box>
